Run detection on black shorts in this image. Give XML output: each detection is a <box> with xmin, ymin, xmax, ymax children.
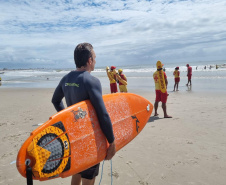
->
<box><xmin>79</xmin><ymin>163</ymin><xmax>100</xmax><ymax>179</ymax></box>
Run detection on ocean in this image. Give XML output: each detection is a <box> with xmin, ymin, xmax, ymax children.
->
<box><xmin>1</xmin><ymin>61</ymin><xmax>226</xmax><ymax>93</ymax></box>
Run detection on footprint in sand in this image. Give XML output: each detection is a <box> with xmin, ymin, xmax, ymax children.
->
<box><xmin>126</xmin><ymin>161</ymin><xmax>132</xmax><ymax>164</ymax></box>
<box><xmin>109</xmin><ymin>171</ymin><xmax>119</xmax><ymax>178</ymax></box>
<box><xmin>138</xmin><ymin>180</ymin><xmax>149</xmax><ymax>185</ymax></box>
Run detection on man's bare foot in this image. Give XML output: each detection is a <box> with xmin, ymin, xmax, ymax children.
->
<box><xmin>154</xmin><ymin>113</ymin><xmax>159</xmax><ymax>116</ymax></box>
<box><xmin>164</xmin><ymin>115</ymin><xmax>172</xmax><ymax>118</ymax></box>
<box><xmin>176</xmin><ymin>89</ymin><xmax>179</xmax><ymax>91</ymax></box>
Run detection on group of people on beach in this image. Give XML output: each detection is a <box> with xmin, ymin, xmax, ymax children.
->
<box><xmin>105</xmin><ymin>66</ymin><xmax>128</xmax><ymax>93</ymax></box>
<box><xmin>172</xmin><ymin>63</ymin><xmax>192</xmax><ymax>91</ymax></box>
<box><xmin>51</xmin><ymin>42</ymin><xmax>194</xmax><ymax>185</ymax></box>
<box><xmin>153</xmin><ymin>62</ymin><xmax>192</xmax><ymax>119</ymax></box>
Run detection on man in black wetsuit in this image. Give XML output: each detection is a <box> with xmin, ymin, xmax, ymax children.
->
<box><xmin>52</xmin><ymin>43</ymin><xmax>116</xmax><ymax>185</ymax></box>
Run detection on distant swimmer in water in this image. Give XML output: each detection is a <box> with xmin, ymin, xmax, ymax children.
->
<box><xmin>173</xmin><ymin>67</ymin><xmax>180</xmax><ymax>91</ymax></box>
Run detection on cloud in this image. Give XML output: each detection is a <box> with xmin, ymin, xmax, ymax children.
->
<box><xmin>1</xmin><ymin>0</ymin><xmax>226</xmax><ymax>69</ymax></box>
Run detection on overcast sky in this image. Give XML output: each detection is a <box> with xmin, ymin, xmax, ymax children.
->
<box><xmin>0</xmin><ymin>0</ymin><xmax>226</xmax><ymax>69</ymax></box>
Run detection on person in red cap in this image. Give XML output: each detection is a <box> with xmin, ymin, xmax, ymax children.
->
<box><xmin>173</xmin><ymin>67</ymin><xmax>180</xmax><ymax>91</ymax></box>
<box><xmin>186</xmin><ymin>64</ymin><xmax>192</xmax><ymax>86</ymax></box>
<box><xmin>106</xmin><ymin>66</ymin><xmax>118</xmax><ymax>93</ymax></box>
<box><xmin>153</xmin><ymin>61</ymin><xmax>172</xmax><ymax>118</ymax></box>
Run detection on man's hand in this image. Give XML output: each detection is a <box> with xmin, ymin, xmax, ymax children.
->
<box><xmin>105</xmin><ymin>141</ymin><xmax>116</xmax><ymax>160</ymax></box>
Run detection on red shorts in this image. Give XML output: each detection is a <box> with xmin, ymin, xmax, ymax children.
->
<box><xmin>110</xmin><ymin>83</ymin><xmax>118</xmax><ymax>93</ymax></box>
<box><xmin>187</xmin><ymin>74</ymin><xmax>192</xmax><ymax>80</ymax></box>
<box><xmin>175</xmin><ymin>78</ymin><xmax>180</xmax><ymax>83</ymax></box>
<box><xmin>155</xmin><ymin>90</ymin><xmax>168</xmax><ymax>103</ymax></box>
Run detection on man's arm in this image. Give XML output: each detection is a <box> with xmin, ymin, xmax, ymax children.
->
<box><xmin>164</xmin><ymin>72</ymin><xmax>168</xmax><ymax>89</ymax></box>
<box><xmin>85</xmin><ymin>76</ymin><xmax>116</xmax><ymax>159</ymax></box>
<box><xmin>52</xmin><ymin>81</ymin><xmax>65</xmax><ymax>112</ymax></box>
<box><xmin>106</xmin><ymin>67</ymin><xmax>114</xmax><ymax>81</ymax></box>
<box><xmin>165</xmin><ymin>78</ymin><xmax>168</xmax><ymax>89</ymax></box>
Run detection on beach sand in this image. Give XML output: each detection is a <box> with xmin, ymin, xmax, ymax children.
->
<box><xmin>0</xmin><ymin>88</ymin><xmax>226</xmax><ymax>185</ymax></box>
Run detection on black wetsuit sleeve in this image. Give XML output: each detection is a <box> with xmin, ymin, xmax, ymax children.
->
<box><xmin>52</xmin><ymin>80</ymin><xmax>65</xmax><ymax>112</ymax></box>
<box><xmin>85</xmin><ymin>77</ymin><xmax>115</xmax><ymax>144</ymax></box>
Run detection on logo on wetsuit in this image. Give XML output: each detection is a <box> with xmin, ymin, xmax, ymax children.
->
<box><xmin>65</xmin><ymin>83</ymin><xmax>79</xmax><ymax>87</ymax></box>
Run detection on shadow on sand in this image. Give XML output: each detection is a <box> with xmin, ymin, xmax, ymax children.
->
<box><xmin>148</xmin><ymin>116</ymin><xmax>163</xmax><ymax>123</ymax></box>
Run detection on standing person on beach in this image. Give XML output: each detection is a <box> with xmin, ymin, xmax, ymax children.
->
<box><xmin>52</xmin><ymin>43</ymin><xmax>116</xmax><ymax>185</ymax></box>
<box><xmin>153</xmin><ymin>61</ymin><xmax>172</xmax><ymax>118</ymax></box>
<box><xmin>116</xmin><ymin>69</ymin><xmax>128</xmax><ymax>93</ymax></box>
<box><xmin>173</xmin><ymin>67</ymin><xmax>180</xmax><ymax>91</ymax></box>
<box><xmin>186</xmin><ymin>64</ymin><xmax>192</xmax><ymax>86</ymax></box>
<box><xmin>106</xmin><ymin>66</ymin><xmax>118</xmax><ymax>93</ymax></box>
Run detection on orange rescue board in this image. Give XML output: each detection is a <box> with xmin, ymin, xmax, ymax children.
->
<box><xmin>17</xmin><ymin>93</ymin><xmax>153</xmax><ymax>181</ymax></box>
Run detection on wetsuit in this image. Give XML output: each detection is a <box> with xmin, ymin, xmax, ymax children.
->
<box><xmin>52</xmin><ymin>70</ymin><xmax>115</xmax><ymax>179</ymax></box>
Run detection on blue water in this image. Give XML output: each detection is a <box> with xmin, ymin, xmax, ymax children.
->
<box><xmin>0</xmin><ymin>61</ymin><xmax>226</xmax><ymax>93</ymax></box>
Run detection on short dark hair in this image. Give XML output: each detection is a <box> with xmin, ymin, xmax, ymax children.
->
<box><xmin>74</xmin><ymin>43</ymin><xmax>93</xmax><ymax>68</ymax></box>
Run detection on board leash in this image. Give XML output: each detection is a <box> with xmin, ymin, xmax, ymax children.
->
<box><xmin>111</xmin><ymin>159</ymin><xmax>113</xmax><ymax>185</ymax></box>
<box><xmin>26</xmin><ymin>160</ymin><xmax>33</xmax><ymax>185</ymax></box>
<box><xmin>98</xmin><ymin>159</ymin><xmax>113</xmax><ymax>185</ymax></box>
<box><xmin>98</xmin><ymin>160</ymin><xmax>105</xmax><ymax>185</ymax></box>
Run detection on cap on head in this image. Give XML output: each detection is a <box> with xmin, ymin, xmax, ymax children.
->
<box><xmin>111</xmin><ymin>66</ymin><xmax>116</xmax><ymax>70</ymax></box>
<box><xmin>186</xmin><ymin>64</ymin><xmax>189</xmax><ymax>67</ymax></box>
<box><xmin>176</xmin><ymin>66</ymin><xmax>179</xmax><ymax>69</ymax></box>
<box><xmin>156</xmin><ymin>61</ymin><xmax>163</xmax><ymax>69</ymax></box>
<box><xmin>118</xmin><ymin>69</ymin><xmax>123</xmax><ymax>73</ymax></box>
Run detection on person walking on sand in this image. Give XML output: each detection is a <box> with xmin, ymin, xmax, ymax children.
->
<box><xmin>173</xmin><ymin>67</ymin><xmax>180</xmax><ymax>91</ymax></box>
<box><xmin>153</xmin><ymin>61</ymin><xmax>172</xmax><ymax>118</ymax></box>
<box><xmin>52</xmin><ymin>43</ymin><xmax>116</xmax><ymax>185</ymax></box>
<box><xmin>106</xmin><ymin>66</ymin><xmax>118</xmax><ymax>93</ymax></box>
<box><xmin>116</xmin><ymin>69</ymin><xmax>128</xmax><ymax>92</ymax></box>
<box><xmin>186</xmin><ymin>64</ymin><xmax>192</xmax><ymax>86</ymax></box>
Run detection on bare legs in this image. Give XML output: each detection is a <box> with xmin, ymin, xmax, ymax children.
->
<box><xmin>154</xmin><ymin>101</ymin><xmax>159</xmax><ymax>116</ymax></box>
<box><xmin>186</xmin><ymin>79</ymin><xmax>191</xmax><ymax>86</ymax></box>
<box><xmin>154</xmin><ymin>101</ymin><xmax>172</xmax><ymax>118</ymax></box>
<box><xmin>173</xmin><ymin>83</ymin><xmax>179</xmax><ymax>91</ymax></box>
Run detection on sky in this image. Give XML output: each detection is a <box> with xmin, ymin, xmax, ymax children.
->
<box><xmin>0</xmin><ymin>0</ymin><xmax>226</xmax><ymax>69</ymax></box>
